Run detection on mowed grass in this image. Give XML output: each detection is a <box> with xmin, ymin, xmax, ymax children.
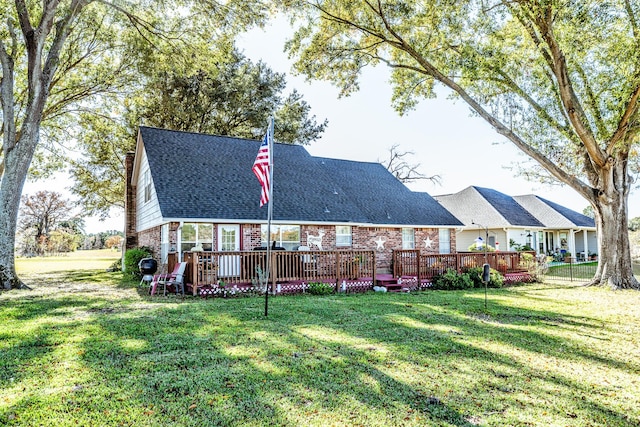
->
<box><xmin>15</xmin><ymin>249</ymin><xmax>121</xmax><ymax>274</ymax></box>
<box><xmin>1</xmin><ymin>253</ymin><xmax>639</xmax><ymax>426</ymax></box>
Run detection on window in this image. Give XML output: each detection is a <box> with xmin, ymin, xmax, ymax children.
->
<box><xmin>402</xmin><ymin>228</ymin><xmax>415</xmax><ymax>249</ymax></box>
<box><xmin>336</xmin><ymin>225</ymin><xmax>352</xmax><ymax>247</ymax></box>
<box><xmin>439</xmin><ymin>229</ymin><xmax>451</xmax><ymax>254</ymax></box>
<box><xmin>261</xmin><ymin>225</ymin><xmax>300</xmax><ymax>250</ymax></box>
<box><xmin>180</xmin><ymin>223</ymin><xmax>213</xmax><ymax>253</ymax></box>
<box><xmin>143</xmin><ymin>169</ymin><xmax>151</xmax><ymax>203</ymax></box>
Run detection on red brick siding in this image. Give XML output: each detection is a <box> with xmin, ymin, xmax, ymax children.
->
<box><xmin>243</xmin><ymin>224</ymin><xmax>262</xmax><ymax>249</ymax></box>
<box><xmin>132</xmin><ymin>220</ymin><xmax>455</xmax><ymax>273</ymax></box>
<box><xmin>124</xmin><ymin>152</ymin><xmax>137</xmax><ymax>250</ymax></box>
<box><xmin>137</xmin><ymin>225</ymin><xmax>161</xmax><ymax>258</ymax></box>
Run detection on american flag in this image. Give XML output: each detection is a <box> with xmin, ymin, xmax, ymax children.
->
<box><xmin>252</xmin><ymin>127</ymin><xmax>271</xmax><ymax>207</ymax></box>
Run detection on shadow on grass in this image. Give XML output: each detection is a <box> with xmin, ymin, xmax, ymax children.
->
<box><xmin>1</xmin><ymin>283</ymin><xmax>638</xmax><ymax>426</ymax></box>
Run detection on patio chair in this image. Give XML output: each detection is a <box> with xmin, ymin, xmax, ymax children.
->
<box><xmin>298</xmin><ymin>245</ymin><xmax>317</xmax><ymax>275</ymax></box>
<box><xmin>149</xmin><ymin>262</ymin><xmax>187</xmax><ymax>296</ymax></box>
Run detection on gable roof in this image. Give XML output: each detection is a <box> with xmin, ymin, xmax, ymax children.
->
<box><xmin>513</xmin><ymin>195</ymin><xmax>595</xmax><ymax>228</ymax></box>
<box><xmin>137</xmin><ymin>126</ymin><xmax>462</xmax><ymax>227</ymax></box>
<box><xmin>434</xmin><ymin>186</ymin><xmax>544</xmax><ymax>228</ymax></box>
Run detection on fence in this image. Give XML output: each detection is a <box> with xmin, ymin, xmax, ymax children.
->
<box><xmin>392</xmin><ymin>250</ymin><xmax>537</xmax><ymax>284</ymax></box>
<box><xmin>540</xmin><ymin>257</ymin><xmax>599</xmax><ymax>282</ymax></box>
<box><xmin>182</xmin><ymin>249</ymin><xmax>376</xmax><ymax>295</ymax></box>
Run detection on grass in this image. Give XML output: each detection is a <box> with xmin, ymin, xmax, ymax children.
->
<box><xmin>1</xmin><ymin>253</ymin><xmax>639</xmax><ymax>426</ymax></box>
<box><xmin>15</xmin><ymin>249</ymin><xmax>121</xmax><ymax>274</ymax></box>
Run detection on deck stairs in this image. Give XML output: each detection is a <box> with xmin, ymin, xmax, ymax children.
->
<box><xmin>376</xmin><ymin>275</ymin><xmax>407</xmax><ymax>292</ymax></box>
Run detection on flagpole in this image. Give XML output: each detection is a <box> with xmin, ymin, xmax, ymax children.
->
<box><xmin>264</xmin><ymin>116</ymin><xmax>274</xmax><ymax>317</ymax></box>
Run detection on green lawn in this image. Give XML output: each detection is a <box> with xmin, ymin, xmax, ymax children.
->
<box><xmin>15</xmin><ymin>249</ymin><xmax>121</xmax><ymax>274</ymax></box>
<box><xmin>2</xmin><ymin>254</ymin><xmax>639</xmax><ymax>426</ymax></box>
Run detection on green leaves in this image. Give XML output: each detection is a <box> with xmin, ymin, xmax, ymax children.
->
<box><xmin>285</xmin><ymin>0</ymin><xmax>640</xmax><ymax>181</ymax></box>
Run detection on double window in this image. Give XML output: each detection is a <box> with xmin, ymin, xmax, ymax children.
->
<box><xmin>181</xmin><ymin>223</ymin><xmax>213</xmax><ymax>253</ymax></box>
<box><xmin>261</xmin><ymin>225</ymin><xmax>300</xmax><ymax>250</ymax></box>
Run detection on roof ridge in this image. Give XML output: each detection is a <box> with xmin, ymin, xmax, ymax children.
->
<box><xmin>140</xmin><ymin>125</ymin><xmax>273</xmax><ymax>144</ymax></box>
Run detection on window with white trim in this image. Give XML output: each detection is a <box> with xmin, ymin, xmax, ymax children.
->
<box><xmin>143</xmin><ymin>169</ymin><xmax>151</xmax><ymax>203</ymax></box>
<box><xmin>439</xmin><ymin>229</ymin><xmax>451</xmax><ymax>254</ymax></box>
<box><xmin>336</xmin><ymin>225</ymin><xmax>352</xmax><ymax>247</ymax></box>
<box><xmin>180</xmin><ymin>223</ymin><xmax>213</xmax><ymax>253</ymax></box>
<box><xmin>402</xmin><ymin>228</ymin><xmax>415</xmax><ymax>249</ymax></box>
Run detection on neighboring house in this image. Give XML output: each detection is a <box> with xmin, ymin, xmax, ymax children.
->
<box><xmin>513</xmin><ymin>195</ymin><xmax>597</xmax><ymax>259</ymax></box>
<box><xmin>125</xmin><ymin>126</ymin><xmax>463</xmax><ymax>272</ymax></box>
<box><xmin>434</xmin><ymin>186</ymin><xmax>597</xmax><ymax>259</ymax></box>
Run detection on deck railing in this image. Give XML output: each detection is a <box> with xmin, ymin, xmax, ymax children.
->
<box><xmin>182</xmin><ymin>249</ymin><xmax>376</xmax><ymax>295</ymax></box>
<box><xmin>392</xmin><ymin>250</ymin><xmax>536</xmax><ymax>282</ymax></box>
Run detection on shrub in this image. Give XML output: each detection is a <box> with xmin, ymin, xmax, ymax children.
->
<box><xmin>431</xmin><ymin>269</ymin><xmax>474</xmax><ymax>290</ymax></box>
<box><xmin>308</xmin><ymin>282</ymin><xmax>334</xmax><ymax>295</ymax></box>
<box><xmin>464</xmin><ymin>266</ymin><xmax>505</xmax><ymax>288</ymax></box>
<box><xmin>124</xmin><ymin>246</ymin><xmax>153</xmax><ymax>279</ymax></box>
<box><xmin>107</xmin><ymin>257</ymin><xmax>122</xmax><ymax>272</ymax></box>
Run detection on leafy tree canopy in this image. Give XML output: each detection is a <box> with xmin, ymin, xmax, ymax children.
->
<box><xmin>66</xmin><ymin>43</ymin><xmax>327</xmax><ymax>218</ymax></box>
<box><xmin>0</xmin><ymin>0</ymin><xmax>271</xmax><ymax>288</ymax></box>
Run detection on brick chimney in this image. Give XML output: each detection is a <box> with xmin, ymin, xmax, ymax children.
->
<box><xmin>124</xmin><ymin>151</ymin><xmax>138</xmax><ymax>250</ymax></box>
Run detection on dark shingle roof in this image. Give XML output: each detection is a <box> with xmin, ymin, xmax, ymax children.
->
<box><xmin>139</xmin><ymin>126</ymin><xmax>461</xmax><ymax>226</ymax></box>
<box><xmin>514</xmin><ymin>195</ymin><xmax>595</xmax><ymax>228</ymax></box>
<box><xmin>434</xmin><ymin>186</ymin><xmax>544</xmax><ymax>227</ymax></box>
<box><xmin>473</xmin><ymin>187</ymin><xmax>544</xmax><ymax>227</ymax></box>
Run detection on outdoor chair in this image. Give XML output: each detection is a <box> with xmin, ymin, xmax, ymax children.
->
<box><xmin>149</xmin><ymin>262</ymin><xmax>187</xmax><ymax>296</ymax></box>
<box><xmin>298</xmin><ymin>245</ymin><xmax>317</xmax><ymax>275</ymax></box>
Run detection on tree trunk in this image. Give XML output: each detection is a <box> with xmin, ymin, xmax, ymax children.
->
<box><xmin>0</xmin><ymin>127</ymin><xmax>40</xmax><ymax>290</ymax></box>
<box><xmin>588</xmin><ymin>155</ymin><xmax>639</xmax><ymax>290</ymax></box>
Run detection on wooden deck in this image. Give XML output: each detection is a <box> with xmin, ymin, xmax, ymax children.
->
<box><xmin>180</xmin><ymin>249</ymin><xmax>376</xmax><ymax>296</ymax></box>
<box><xmin>166</xmin><ymin>249</ymin><xmax>535</xmax><ymax>298</ymax></box>
<box><xmin>392</xmin><ymin>250</ymin><xmax>536</xmax><ymax>284</ymax></box>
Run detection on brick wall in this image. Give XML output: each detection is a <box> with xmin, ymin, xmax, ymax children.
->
<box><xmin>137</xmin><ymin>225</ymin><xmax>162</xmax><ymax>257</ymax></box>
<box><xmin>243</xmin><ymin>224</ymin><xmax>262</xmax><ymax>249</ymax></box>
<box><xmin>134</xmin><ymin>220</ymin><xmax>456</xmax><ymax>273</ymax></box>
<box><xmin>124</xmin><ymin>152</ymin><xmax>137</xmax><ymax>250</ymax></box>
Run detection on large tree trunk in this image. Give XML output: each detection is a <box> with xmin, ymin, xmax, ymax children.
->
<box><xmin>0</xmin><ymin>127</ymin><xmax>40</xmax><ymax>290</ymax></box>
<box><xmin>588</xmin><ymin>154</ymin><xmax>639</xmax><ymax>290</ymax></box>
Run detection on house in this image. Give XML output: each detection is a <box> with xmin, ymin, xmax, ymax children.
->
<box><xmin>512</xmin><ymin>194</ymin><xmax>597</xmax><ymax>259</ymax></box>
<box><xmin>125</xmin><ymin>126</ymin><xmax>463</xmax><ymax>274</ymax></box>
<box><xmin>434</xmin><ymin>186</ymin><xmax>597</xmax><ymax>259</ymax></box>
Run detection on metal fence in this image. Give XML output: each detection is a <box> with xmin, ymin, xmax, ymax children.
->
<box><xmin>540</xmin><ymin>257</ymin><xmax>599</xmax><ymax>282</ymax></box>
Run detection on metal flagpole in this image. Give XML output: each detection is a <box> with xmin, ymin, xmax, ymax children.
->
<box><xmin>264</xmin><ymin>117</ymin><xmax>274</xmax><ymax>317</ymax></box>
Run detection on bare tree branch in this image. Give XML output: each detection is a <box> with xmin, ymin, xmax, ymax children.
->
<box><xmin>379</xmin><ymin>143</ymin><xmax>441</xmax><ymax>184</ymax></box>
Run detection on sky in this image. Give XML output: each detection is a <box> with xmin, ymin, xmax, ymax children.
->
<box><xmin>236</xmin><ymin>17</ymin><xmax>640</xmax><ymax>220</ymax></box>
<box><xmin>23</xmin><ymin>15</ymin><xmax>640</xmax><ymax>233</ymax></box>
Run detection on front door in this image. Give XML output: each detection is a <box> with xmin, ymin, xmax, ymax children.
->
<box><xmin>218</xmin><ymin>225</ymin><xmax>240</xmax><ymax>277</ymax></box>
